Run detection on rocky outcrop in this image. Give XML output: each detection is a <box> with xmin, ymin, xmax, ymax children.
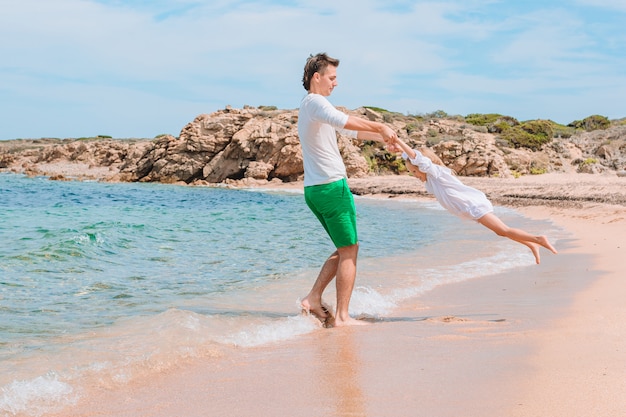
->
<box><xmin>1</xmin><ymin>106</ymin><xmax>625</xmax><ymax>184</ymax></box>
<box><xmin>115</xmin><ymin>106</ymin><xmax>368</xmax><ymax>185</ymax></box>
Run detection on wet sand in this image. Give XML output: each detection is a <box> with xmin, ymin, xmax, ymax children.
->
<box><xmin>47</xmin><ymin>172</ymin><xmax>626</xmax><ymax>417</ymax></box>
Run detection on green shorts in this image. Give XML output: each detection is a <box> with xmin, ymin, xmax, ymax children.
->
<box><xmin>304</xmin><ymin>178</ymin><xmax>358</xmax><ymax>248</ymax></box>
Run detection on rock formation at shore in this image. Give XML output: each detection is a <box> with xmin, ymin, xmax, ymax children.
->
<box><xmin>2</xmin><ymin>106</ymin><xmax>625</xmax><ymax>187</ymax></box>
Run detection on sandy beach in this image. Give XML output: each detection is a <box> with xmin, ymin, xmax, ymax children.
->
<box><xmin>39</xmin><ymin>172</ymin><xmax>625</xmax><ymax>417</ymax></box>
<box><xmin>508</xmin><ymin>202</ymin><xmax>626</xmax><ymax>417</ymax></box>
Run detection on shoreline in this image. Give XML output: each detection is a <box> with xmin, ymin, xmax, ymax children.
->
<box><xmin>35</xmin><ymin>170</ymin><xmax>626</xmax><ymax>416</ymax></box>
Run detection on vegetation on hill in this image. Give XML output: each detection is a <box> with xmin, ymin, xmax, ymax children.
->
<box><xmin>359</xmin><ymin>107</ymin><xmax>624</xmax><ymax>176</ymax></box>
<box><xmin>365</xmin><ymin>107</ymin><xmax>618</xmax><ymax>151</ymax></box>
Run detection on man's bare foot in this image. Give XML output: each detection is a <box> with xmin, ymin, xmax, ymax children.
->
<box><xmin>334</xmin><ymin>316</ymin><xmax>369</xmax><ymax>327</ymax></box>
<box><xmin>300</xmin><ymin>297</ymin><xmax>335</xmax><ymax>328</ymax></box>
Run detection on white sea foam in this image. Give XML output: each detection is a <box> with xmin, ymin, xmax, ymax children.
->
<box><xmin>0</xmin><ymin>373</ymin><xmax>76</xmax><ymax>417</ymax></box>
<box><xmin>388</xmin><ymin>247</ymin><xmax>533</xmax><ymax>303</ymax></box>
<box><xmin>219</xmin><ymin>315</ymin><xmax>321</xmax><ymax>347</ymax></box>
<box><xmin>349</xmin><ymin>286</ymin><xmax>398</xmax><ymax>318</ymax></box>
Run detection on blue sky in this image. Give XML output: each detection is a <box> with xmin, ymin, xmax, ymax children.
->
<box><xmin>1</xmin><ymin>0</ymin><xmax>625</xmax><ymax>140</ymax></box>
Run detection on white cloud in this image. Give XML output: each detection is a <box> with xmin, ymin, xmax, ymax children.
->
<box><xmin>0</xmin><ymin>0</ymin><xmax>624</xmax><ymax>138</ymax></box>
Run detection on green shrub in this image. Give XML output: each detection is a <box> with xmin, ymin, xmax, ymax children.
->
<box><xmin>465</xmin><ymin>113</ymin><xmax>519</xmax><ymax>134</ymax></box>
<box><xmin>392</xmin><ymin>157</ymin><xmax>408</xmax><ymax>173</ymax></box>
<box><xmin>492</xmin><ymin>121</ymin><xmax>512</xmax><ymax>133</ymax></box>
<box><xmin>549</xmin><ymin>121</ymin><xmax>576</xmax><ymax>138</ymax></box>
<box><xmin>568</xmin><ymin>115</ymin><xmax>610</xmax><ymax>131</ymax></box>
<box><xmin>499</xmin><ymin>120</ymin><xmax>553</xmax><ymax>150</ymax></box>
<box><xmin>361</xmin><ymin>144</ymin><xmax>378</xmax><ymax>172</ymax></box>
<box><xmin>471</xmin><ymin>125</ymin><xmax>489</xmax><ymax>133</ymax></box>
<box><xmin>405</xmin><ymin>122</ymin><xmax>422</xmax><ymax>134</ymax></box>
<box><xmin>465</xmin><ymin>113</ymin><xmax>503</xmax><ymax>126</ymax></box>
<box><xmin>365</xmin><ymin>155</ymin><xmax>378</xmax><ymax>172</ymax></box>
<box><xmin>426</xmin><ymin>110</ymin><xmax>448</xmax><ymax>119</ymax></box>
<box><xmin>492</xmin><ymin>116</ymin><xmax>518</xmax><ymax>133</ymax></box>
<box><xmin>360</xmin><ymin>143</ymin><xmax>402</xmax><ymax>174</ymax></box>
<box><xmin>521</xmin><ymin>120</ymin><xmax>554</xmax><ymax>138</ymax></box>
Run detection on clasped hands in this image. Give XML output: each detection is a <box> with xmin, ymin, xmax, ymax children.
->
<box><xmin>380</xmin><ymin>127</ymin><xmax>401</xmax><ymax>153</ymax></box>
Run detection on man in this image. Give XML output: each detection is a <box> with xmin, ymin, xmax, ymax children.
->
<box><xmin>298</xmin><ymin>52</ymin><xmax>397</xmax><ymax>327</ymax></box>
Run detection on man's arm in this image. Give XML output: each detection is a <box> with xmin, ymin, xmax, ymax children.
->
<box><xmin>356</xmin><ymin>131</ymin><xmax>385</xmax><ymax>142</ymax></box>
<box><xmin>344</xmin><ymin>116</ymin><xmax>397</xmax><ymax>144</ymax></box>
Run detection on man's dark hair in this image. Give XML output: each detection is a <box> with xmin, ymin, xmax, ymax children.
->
<box><xmin>302</xmin><ymin>52</ymin><xmax>340</xmax><ymax>91</ymax></box>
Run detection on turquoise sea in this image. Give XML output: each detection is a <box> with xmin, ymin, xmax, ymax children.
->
<box><xmin>0</xmin><ymin>173</ymin><xmax>562</xmax><ymax>416</ymax></box>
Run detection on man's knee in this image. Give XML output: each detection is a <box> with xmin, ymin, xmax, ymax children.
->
<box><xmin>337</xmin><ymin>243</ymin><xmax>359</xmax><ymax>257</ymax></box>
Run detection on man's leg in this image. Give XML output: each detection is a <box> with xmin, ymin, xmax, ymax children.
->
<box><xmin>334</xmin><ymin>243</ymin><xmax>366</xmax><ymax>326</ymax></box>
<box><xmin>300</xmin><ymin>251</ymin><xmax>339</xmax><ymax>322</ymax></box>
<box><xmin>302</xmin><ymin>178</ymin><xmax>365</xmax><ymax>326</ymax></box>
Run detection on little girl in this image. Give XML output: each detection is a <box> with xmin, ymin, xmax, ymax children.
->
<box><xmin>390</xmin><ymin>138</ymin><xmax>557</xmax><ymax>264</ymax></box>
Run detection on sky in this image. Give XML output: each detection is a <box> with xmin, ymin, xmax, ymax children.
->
<box><xmin>1</xmin><ymin>0</ymin><xmax>625</xmax><ymax>140</ymax></box>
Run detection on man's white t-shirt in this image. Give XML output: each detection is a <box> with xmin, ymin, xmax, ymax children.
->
<box><xmin>298</xmin><ymin>94</ymin><xmax>358</xmax><ymax>186</ymax></box>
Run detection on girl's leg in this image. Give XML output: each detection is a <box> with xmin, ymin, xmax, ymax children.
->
<box><xmin>477</xmin><ymin>213</ymin><xmax>557</xmax><ymax>264</ymax></box>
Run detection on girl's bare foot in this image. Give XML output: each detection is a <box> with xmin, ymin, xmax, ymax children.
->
<box><xmin>538</xmin><ymin>235</ymin><xmax>558</xmax><ymax>254</ymax></box>
<box><xmin>528</xmin><ymin>242</ymin><xmax>541</xmax><ymax>264</ymax></box>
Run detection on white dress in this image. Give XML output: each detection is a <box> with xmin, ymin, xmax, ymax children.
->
<box><xmin>403</xmin><ymin>150</ymin><xmax>493</xmax><ymax>221</ymax></box>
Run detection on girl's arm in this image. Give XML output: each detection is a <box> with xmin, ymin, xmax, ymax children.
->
<box><xmin>393</xmin><ymin>139</ymin><xmax>442</xmax><ymax>179</ymax></box>
<box><xmin>393</xmin><ymin>138</ymin><xmax>417</xmax><ymax>159</ymax></box>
